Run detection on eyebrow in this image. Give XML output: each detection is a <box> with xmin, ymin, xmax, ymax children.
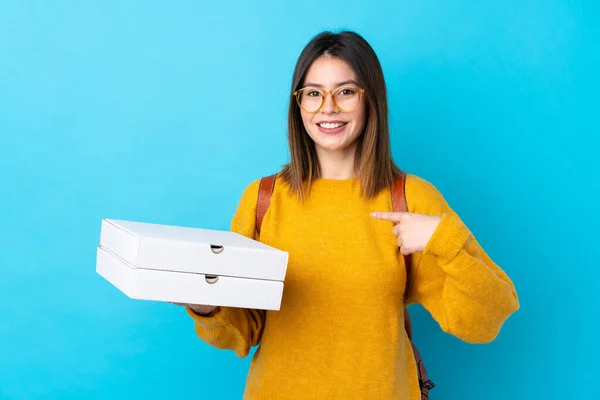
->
<box><xmin>303</xmin><ymin>79</ymin><xmax>359</xmax><ymax>88</ymax></box>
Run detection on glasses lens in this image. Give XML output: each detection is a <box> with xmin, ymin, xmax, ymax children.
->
<box><xmin>334</xmin><ymin>87</ymin><xmax>360</xmax><ymax>112</ymax></box>
<box><xmin>298</xmin><ymin>88</ymin><xmax>323</xmax><ymax>112</ymax></box>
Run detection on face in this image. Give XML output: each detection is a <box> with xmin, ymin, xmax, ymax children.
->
<box><xmin>298</xmin><ymin>56</ymin><xmax>367</xmax><ymax>156</ymax></box>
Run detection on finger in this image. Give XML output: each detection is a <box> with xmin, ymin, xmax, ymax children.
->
<box><xmin>392</xmin><ymin>224</ymin><xmax>400</xmax><ymax>236</ymax></box>
<box><xmin>370</xmin><ymin>212</ymin><xmax>406</xmax><ymax>223</ymax></box>
<box><xmin>400</xmin><ymin>246</ymin><xmax>412</xmax><ymax>256</ymax></box>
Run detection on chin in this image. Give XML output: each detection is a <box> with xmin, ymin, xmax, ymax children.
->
<box><xmin>314</xmin><ymin>140</ymin><xmax>352</xmax><ymax>152</ymax></box>
<box><xmin>309</xmin><ymin>132</ymin><xmax>359</xmax><ymax>153</ymax></box>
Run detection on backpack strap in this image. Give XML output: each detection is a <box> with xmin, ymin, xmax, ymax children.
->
<box><xmin>391</xmin><ymin>172</ymin><xmax>435</xmax><ymax>399</ymax></box>
<box><xmin>256</xmin><ymin>172</ymin><xmax>434</xmax><ymax>398</ymax></box>
<box><xmin>256</xmin><ymin>173</ymin><xmax>277</xmax><ymax>236</ymax></box>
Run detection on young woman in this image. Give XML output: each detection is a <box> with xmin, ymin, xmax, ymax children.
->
<box><xmin>177</xmin><ymin>31</ymin><xmax>519</xmax><ymax>399</ymax></box>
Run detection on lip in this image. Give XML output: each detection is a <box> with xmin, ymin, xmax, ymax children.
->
<box><xmin>316</xmin><ymin>120</ymin><xmax>348</xmax><ymax>135</ymax></box>
<box><xmin>317</xmin><ymin>124</ymin><xmax>348</xmax><ymax>135</ymax></box>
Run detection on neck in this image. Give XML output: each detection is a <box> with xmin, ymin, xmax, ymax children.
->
<box><xmin>316</xmin><ymin>144</ymin><xmax>357</xmax><ymax>180</ymax></box>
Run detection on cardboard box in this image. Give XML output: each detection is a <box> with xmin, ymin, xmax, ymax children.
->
<box><xmin>96</xmin><ymin>219</ymin><xmax>288</xmax><ymax>310</ymax></box>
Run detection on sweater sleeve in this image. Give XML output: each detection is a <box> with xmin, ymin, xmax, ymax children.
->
<box><xmin>404</xmin><ymin>175</ymin><xmax>520</xmax><ymax>344</ymax></box>
<box><xmin>186</xmin><ymin>179</ymin><xmax>266</xmax><ymax>357</ymax></box>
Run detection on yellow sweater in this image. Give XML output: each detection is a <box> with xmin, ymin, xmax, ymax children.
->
<box><xmin>187</xmin><ymin>174</ymin><xmax>519</xmax><ymax>399</ymax></box>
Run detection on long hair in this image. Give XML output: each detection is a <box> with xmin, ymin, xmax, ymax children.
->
<box><xmin>280</xmin><ymin>31</ymin><xmax>402</xmax><ymax>199</ymax></box>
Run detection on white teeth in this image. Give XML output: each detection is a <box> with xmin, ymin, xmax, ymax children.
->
<box><xmin>319</xmin><ymin>122</ymin><xmax>345</xmax><ymax>129</ymax></box>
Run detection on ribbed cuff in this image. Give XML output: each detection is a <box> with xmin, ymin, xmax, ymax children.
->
<box><xmin>186</xmin><ymin>306</ymin><xmax>223</xmax><ymax>326</ymax></box>
<box><xmin>422</xmin><ymin>213</ymin><xmax>471</xmax><ymax>264</ymax></box>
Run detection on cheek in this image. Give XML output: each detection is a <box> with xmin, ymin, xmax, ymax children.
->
<box><xmin>300</xmin><ymin>110</ymin><xmax>315</xmax><ymax>130</ymax></box>
<box><xmin>352</xmin><ymin>104</ymin><xmax>367</xmax><ymax>131</ymax></box>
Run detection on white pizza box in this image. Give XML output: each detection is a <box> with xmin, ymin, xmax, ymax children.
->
<box><xmin>96</xmin><ymin>247</ymin><xmax>285</xmax><ymax>310</ymax></box>
<box><xmin>96</xmin><ymin>219</ymin><xmax>289</xmax><ymax>310</ymax></box>
<box><xmin>99</xmin><ymin>219</ymin><xmax>288</xmax><ymax>281</ymax></box>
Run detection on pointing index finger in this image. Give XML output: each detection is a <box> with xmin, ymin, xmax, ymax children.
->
<box><xmin>370</xmin><ymin>212</ymin><xmax>405</xmax><ymax>223</ymax></box>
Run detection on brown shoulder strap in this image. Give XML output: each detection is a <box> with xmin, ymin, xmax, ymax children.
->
<box><xmin>391</xmin><ymin>172</ymin><xmax>411</xmax><ymax>312</ymax></box>
<box><xmin>391</xmin><ymin>172</ymin><xmax>408</xmax><ymax>214</ymax></box>
<box><xmin>392</xmin><ymin>172</ymin><xmax>435</xmax><ymax>398</ymax></box>
<box><xmin>256</xmin><ymin>174</ymin><xmax>277</xmax><ymax>236</ymax></box>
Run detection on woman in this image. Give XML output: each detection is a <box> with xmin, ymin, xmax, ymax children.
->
<box><xmin>178</xmin><ymin>31</ymin><xmax>519</xmax><ymax>399</ymax></box>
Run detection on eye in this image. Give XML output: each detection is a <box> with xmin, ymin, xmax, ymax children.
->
<box><xmin>306</xmin><ymin>90</ymin><xmax>322</xmax><ymax>97</ymax></box>
<box><xmin>338</xmin><ymin>88</ymin><xmax>357</xmax><ymax>96</ymax></box>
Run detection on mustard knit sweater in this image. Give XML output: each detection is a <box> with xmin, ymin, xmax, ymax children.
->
<box><xmin>187</xmin><ymin>174</ymin><xmax>519</xmax><ymax>399</ymax></box>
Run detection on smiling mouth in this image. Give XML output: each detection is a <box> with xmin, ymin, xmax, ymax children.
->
<box><xmin>317</xmin><ymin>122</ymin><xmax>348</xmax><ymax>129</ymax></box>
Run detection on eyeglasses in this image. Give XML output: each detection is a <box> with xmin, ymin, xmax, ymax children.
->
<box><xmin>293</xmin><ymin>85</ymin><xmax>365</xmax><ymax>113</ymax></box>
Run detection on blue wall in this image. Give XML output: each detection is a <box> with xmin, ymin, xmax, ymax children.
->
<box><xmin>1</xmin><ymin>1</ymin><xmax>598</xmax><ymax>399</ymax></box>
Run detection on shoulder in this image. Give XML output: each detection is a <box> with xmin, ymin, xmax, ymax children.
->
<box><xmin>404</xmin><ymin>173</ymin><xmax>451</xmax><ymax>215</ymax></box>
<box><xmin>237</xmin><ymin>173</ymin><xmax>284</xmax><ymax>205</ymax></box>
<box><xmin>237</xmin><ymin>178</ymin><xmax>261</xmax><ymax>203</ymax></box>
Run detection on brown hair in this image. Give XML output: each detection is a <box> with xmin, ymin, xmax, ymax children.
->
<box><xmin>280</xmin><ymin>30</ymin><xmax>402</xmax><ymax>199</ymax></box>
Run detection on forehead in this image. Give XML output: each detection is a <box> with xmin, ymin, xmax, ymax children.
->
<box><xmin>303</xmin><ymin>56</ymin><xmax>357</xmax><ymax>86</ymax></box>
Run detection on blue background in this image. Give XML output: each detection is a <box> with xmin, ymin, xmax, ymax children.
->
<box><xmin>1</xmin><ymin>1</ymin><xmax>598</xmax><ymax>399</ymax></box>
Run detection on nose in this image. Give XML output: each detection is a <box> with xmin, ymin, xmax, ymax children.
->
<box><xmin>320</xmin><ymin>91</ymin><xmax>338</xmax><ymax>113</ymax></box>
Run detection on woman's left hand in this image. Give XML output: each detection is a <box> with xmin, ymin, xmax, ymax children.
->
<box><xmin>371</xmin><ymin>212</ymin><xmax>442</xmax><ymax>255</ymax></box>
